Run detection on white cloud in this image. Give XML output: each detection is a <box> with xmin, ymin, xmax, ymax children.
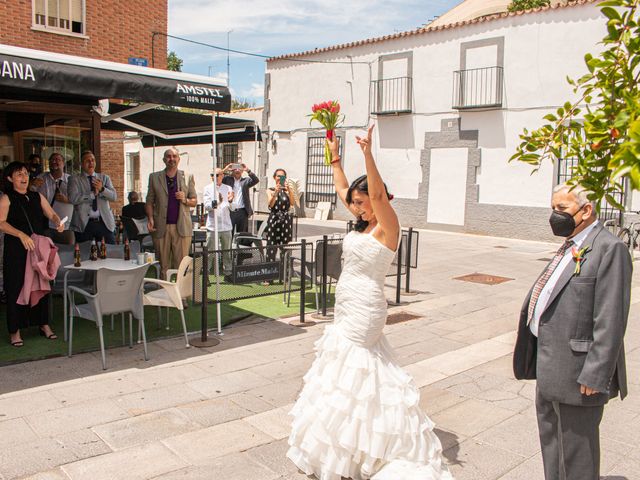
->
<box><xmin>169</xmin><ymin>0</ymin><xmax>453</xmax><ymax>46</ymax></box>
<box><xmin>239</xmin><ymin>82</ymin><xmax>264</xmax><ymax>98</ymax></box>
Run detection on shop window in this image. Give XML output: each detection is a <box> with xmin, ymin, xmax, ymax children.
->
<box><xmin>9</xmin><ymin>114</ymin><xmax>92</xmax><ymax>174</ymax></box>
<box><xmin>33</xmin><ymin>0</ymin><xmax>85</xmax><ymax>35</ymax></box>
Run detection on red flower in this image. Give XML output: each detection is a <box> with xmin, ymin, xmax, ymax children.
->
<box><xmin>326</xmin><ymin>129</ymin><xmax>334</xmax><ymax>140</ymax></box>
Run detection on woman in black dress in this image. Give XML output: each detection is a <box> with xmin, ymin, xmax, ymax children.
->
<box><xmin>265</xmin><ymin>169</ymin><xmax>295</xmax><ymax>262</ymax></box>
<box><xmin>0</xmin><ymin>162</ymin><xmax>64</xmax><ymax>347</ymax></box>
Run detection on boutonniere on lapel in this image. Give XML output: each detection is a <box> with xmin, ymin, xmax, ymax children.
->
<box><xmin>571</xmin><ymin>245</ymin><xmax>589</xmax><ymax>275</ymax></box>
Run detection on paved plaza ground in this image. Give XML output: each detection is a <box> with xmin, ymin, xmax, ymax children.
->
<box><xmin>0</xmin><ymin>222</ymin><xmax>638</xmax><ymax>480</ymax></box>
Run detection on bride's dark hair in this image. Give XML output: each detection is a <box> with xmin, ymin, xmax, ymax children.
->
<box><xmin>346</xmin><ymin>175</ymin><xmax>393</xmax><ymax>232</ymax></box>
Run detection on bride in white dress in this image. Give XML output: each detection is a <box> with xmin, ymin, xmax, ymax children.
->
<box><xmin>287</xmin><ymin>125</ymin><xmax>453</xmax><ymax>480</ymax></box>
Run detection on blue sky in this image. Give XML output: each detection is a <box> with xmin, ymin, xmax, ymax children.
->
<box><xmin>168</xmin><ymin>0</ymin><xmax>461</xmax><ymax>106</ymax></box>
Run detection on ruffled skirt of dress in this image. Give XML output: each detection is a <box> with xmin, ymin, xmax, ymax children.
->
<box><xmin>287</xmin><ymin>324</ymin><xmax>453</xmax><ymax>480</ymax></box>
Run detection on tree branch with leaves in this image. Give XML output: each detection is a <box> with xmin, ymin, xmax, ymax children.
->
<box><xmin>510</xmin><ymin>0</ymin><xmax>640</xmax><ymax>209</ymax></box>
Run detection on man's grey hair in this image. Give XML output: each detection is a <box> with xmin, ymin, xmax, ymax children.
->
<box><xmin>163</xmin><ymin>147</ymin><xmax>179</xmax><ymax>158</ymax></box>
<box><xmin>553</xmin><ymin>183</ymin><xmax>597</xmax><ymax>209</ymax></box>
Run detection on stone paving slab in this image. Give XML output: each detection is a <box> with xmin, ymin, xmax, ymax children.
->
<box><xmin>61</xmin><ymin>442</ymin><xmax>186</xmax><ymax>480</ymax></box>
<box><xmin>161</xmin><ymin>419</ymin><xmax>273</xmax><ymax>465</ymax></box>
<box><xmin>25</xmin><ymin>398</ymin><xmax>129</xmax><ymax>437</ymax></box>
<box><xmin>92</xmin><ymin>408</ymin><xmax>202</xmax><ymax>451</ymax></box>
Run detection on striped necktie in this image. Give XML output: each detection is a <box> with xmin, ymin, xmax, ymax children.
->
<box><xmin>527</xmin><ymin>239</ymin><xmax>574</xmax><ymax>324</ymax></box>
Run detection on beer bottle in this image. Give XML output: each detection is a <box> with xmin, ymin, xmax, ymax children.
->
<box><xmin>100</xmin><ymin>237</ymin><xmax>107</xmax><ymax>259</ymax></box>
<box><xmin>90</xmin><ymin>240</ymin><xmax>98</xmax><ymax>261</ymax></box>
<box><xmin>73</xmin><ymin>243</ymin><xmax>81</xmax><ymax>267</ymax></box>
<box><xmin>124</xmin><ymin>238</ymin><xmax>131</xmax><ymax>261</ymax></box>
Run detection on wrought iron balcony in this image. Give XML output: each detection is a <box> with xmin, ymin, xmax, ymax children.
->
<box><xmin>370</xmin><ymin>77</ymin><xmax>412</xmax><ymax>115</ymax></box>
<box><xmin>453</xmin><ymin>66</ymin><xmax>503</xmax><ymax>109</ymax></box>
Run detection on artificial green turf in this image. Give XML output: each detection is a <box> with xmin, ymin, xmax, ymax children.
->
<box><xmin>0</xmin><ymin>288</ymin><xmax>335</xmax><ymax>366</ymax></box>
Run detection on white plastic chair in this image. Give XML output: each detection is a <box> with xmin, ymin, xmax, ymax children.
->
<box><xmin>67</xmin><ymin>264</ymin><xmax>150</xmax><ymax>370</ymax></box>
<box><xmin>142</xmin><ymin>256</ymin><xmax>193</xmax><ymax>348</ymax></box>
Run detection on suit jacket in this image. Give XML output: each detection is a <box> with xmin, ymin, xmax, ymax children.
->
<box><xmin>145</xmin><ymin>170</ymin><xmax>196</xmax><ymax>238</ymax></box>
<box><xmin>68</xmin><ymin>172</ymin><xmax>117</xmax><ymax>233</ymax></box>
<box><xmin>222</xmin><ymin>172</ymin><xmax>260</xmax><ymax>217</ymax></box>
<box><xmin>513</xmin><ymin>223</ymin><xmax>632</xmax><ymax>406</ymax></box>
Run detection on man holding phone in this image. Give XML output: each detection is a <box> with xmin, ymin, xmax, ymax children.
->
<box><xmin>222</xmin><ymin>162</ymin><xmax>259</xmax><ymax>235</ymax></box>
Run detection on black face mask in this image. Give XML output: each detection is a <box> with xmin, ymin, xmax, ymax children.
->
<box><xmin>549</xmin><ymin>208</ymin><xmax>584</xmax><ymax>237</ymax></box>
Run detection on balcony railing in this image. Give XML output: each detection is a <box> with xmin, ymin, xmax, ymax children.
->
<box><xmin>452</xmin><ymin>66</ymin><xmax>503</xmax><ymax>109</ymax></box>
<box><xmin>370</xmin><ymin>77</ymin><xmax>412</xmax><ymax>115</ymax></box>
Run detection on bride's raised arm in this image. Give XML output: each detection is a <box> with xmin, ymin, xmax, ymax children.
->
<box><xmin>356</xmin><ymin>125</ymin><xmax>400</xmax><ymax>250</ymax></box>
<box><xmin>327</xmin><ymin>136</ymin><xmax>350</xmax><ymax>208</ymax></box>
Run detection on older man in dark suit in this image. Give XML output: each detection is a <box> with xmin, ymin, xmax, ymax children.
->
<box><xmin>513</xmin><ymin>183</ymin><xmax>632</xmax><ymax>480</ymax></box>
<box><xmin>221</xmin><ymin>162</ymin><xmax>259</xmax><ymax>235</ymax></box>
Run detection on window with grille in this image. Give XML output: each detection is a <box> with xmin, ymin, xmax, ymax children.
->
<box><xmin>216</xmin><ymin>143</ymin><xmax>239</xmax><ymax>168</ymax></box>
<box><xmin>556</xmin><ymin>146</ymin><xmax>626</xmax><ymax>224</ymax></box>
<box><xmin>33</xmin><ymin>0</ymin><xmax>85</xmax><ymax>35</ymax></box>
<box><xmin>305</xmin><ymin>135</ymin><xmax>342</xmax><ymax>208</ymax></box>
<box><xmin>125</xmin><ymin>152</ymin><xmax>140</xmax><ymax>195</ymax></box>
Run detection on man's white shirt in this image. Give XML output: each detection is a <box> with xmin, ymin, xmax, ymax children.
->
<box><xmin>231</xmin><ymin>177</ymin><xmax>245</xmax><ymax>209</ymax></box>
<box><xmin>530</xmin><ymin>220</ymin><xmax>599</xmax><ymax>336</ymax></box>
<box><xmin>203</xmin><ymin>182</ymin><xmax>233</xmax><ymax>232</ymax></box>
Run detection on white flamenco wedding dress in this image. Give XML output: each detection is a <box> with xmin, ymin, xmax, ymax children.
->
<box><xmin>287</xmin><ymin>228</ymin><xmax>453</xmax><ymax>480</ymax></box>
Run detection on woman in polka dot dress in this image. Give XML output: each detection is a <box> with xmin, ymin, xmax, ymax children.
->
<box><xmin>265</xmin><ymin>169</ymin><xmax>294</xmax><ymax>261</ymax></box>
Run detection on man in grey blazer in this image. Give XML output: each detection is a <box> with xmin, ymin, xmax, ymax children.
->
<box><xmin>68</xmin><ymin>150</ymin><xmax>117</xmax><ymax>244</ymax></box>
<box><xmin>513</xmin><ymin>183</ymin><xmax>632</xmax><ymax>480</ymax></box>
<box><xmin>221</xmin><ymin>163</ymin><xmax>259</xmax><ymax>235</ymax></box>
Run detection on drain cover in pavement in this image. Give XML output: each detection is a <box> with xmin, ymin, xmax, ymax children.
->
<box><xmin>387</xmin><ymin>312</ymin><xmax>423</xmax><ymax>325</ymax></box>
<box><xmin>454</xmin><ymin>273</ymin><xmax>514</xmax><ymax>285</ymax></box>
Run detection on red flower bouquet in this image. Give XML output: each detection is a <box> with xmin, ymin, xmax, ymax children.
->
<box><xmin>309</xmin><ymin>100</ymin><xmax>344</xmax><ymax>165</ymax></box>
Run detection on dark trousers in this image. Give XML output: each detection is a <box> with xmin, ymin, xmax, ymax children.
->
<box><xmin>76</xmin><ymin>218</ymin><xmax>116</xmax><ymax>244</ymax></box>
<box><xmin>230</xmin><ymin>208</ymin><xmax>249</xmax><ymax>236</ymax></box>
<box><xmin>536</xmin><ymin>388</ymin><xmax>604</xmax><ymax>480</ymax></box>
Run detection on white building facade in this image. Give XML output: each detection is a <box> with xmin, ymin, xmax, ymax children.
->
<box><xmin>261</xmin><ymin>0</ymin><xmax>639</xmax><ymax>241</ymax></box>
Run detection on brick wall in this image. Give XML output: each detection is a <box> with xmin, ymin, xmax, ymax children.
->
<box><xmin>100</xmin><ymin>130</ymin><xmax>126</xmax><ymax>212</ymax></box>
<box><xmin>1</xmin><ymin>1</ymin><xmax>168</xmax><ymax>214</ymax></box>
<box><xmin>1</xmin><ymin>1</ymin><xmax>168</xmax><ymax>68</ymax></box>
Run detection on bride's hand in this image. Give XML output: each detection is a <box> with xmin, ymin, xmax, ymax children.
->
<box><xmin>356</xmin><ymin>125</ymin><xmax>374</xmax><ymax>155</ymax></box>
<box><xmin>327</xmin><ymin>135</ymin><xmax>340</xmax><ymax>160</ymax></box>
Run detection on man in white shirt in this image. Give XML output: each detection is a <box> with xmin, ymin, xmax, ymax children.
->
<box><xmin>221</xmin><ymin>163</ymin><xmax>259</xmax><ymax>235</ymax></box>
<box><xmin>31</xmin><ymin>152</ymin><xmax>74</xmax><ymax>244</ymax></box>
<box><xmin>203</xmin><ymin>168</ymin><xmax>234</xmax><ymax>276</ymax></box>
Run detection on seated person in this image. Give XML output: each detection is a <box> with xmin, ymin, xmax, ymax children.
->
<box><xmin>122</xmin><ymin>191</ymin><xmax>147</xmax><ymax>219</ymax></box>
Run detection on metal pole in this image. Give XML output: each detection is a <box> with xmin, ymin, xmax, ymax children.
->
<box><xmin>226</xmin><ymin>30</ymin><xmax>232</xmax><ymax>87</ymax></box>
<box><xmin>405</xmin><ymin>227</ymin><xmax>413</xmax><ymax>293</ymax></box>
<box><xmin>395</xmin><ymin>235</ymin><xmax>403</xmax><ymax>305</ymax></box>
<box><xmin>201</xmin><ymin>248</ymin><xmax>209</xmax><ymax>342</ymax></box>
<box><xmin>212</xmin><ymin>115</ymin><xmax>223</xmax><ymax>335</ymax></box>
<box><xmin>300</xmin><ymin>239</ymin><xmax>306</xmax><ymax>323</ymax></box>
<box><xmin>190</xmin><ymin>116</ymin><xmax>221</xmax><ymax>347</ymax></box>
<box><xmin>321</xmin><ymin>235</ymin><xmax>328</xmax><ymax>316</ymax></box>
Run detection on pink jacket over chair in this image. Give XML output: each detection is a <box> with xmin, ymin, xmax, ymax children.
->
<box><xmin>18</xmin><ymin>234</ymin><xmax>61</xmax><ymax>307</ymax></box>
